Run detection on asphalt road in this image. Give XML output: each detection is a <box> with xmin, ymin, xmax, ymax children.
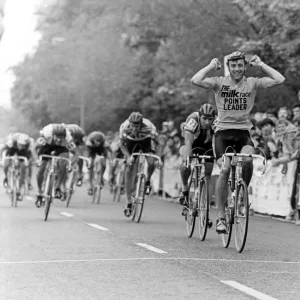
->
<box><xmin>0</xmin><ymin>177</ymin><xmax>299</xmax><ymax>300</ymax></box>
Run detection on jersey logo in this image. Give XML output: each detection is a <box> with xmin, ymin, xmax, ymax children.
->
<box><xmin>185</xmin><ymin>119</ymin><xmax>198</xmax><ymax>131</ymax></box>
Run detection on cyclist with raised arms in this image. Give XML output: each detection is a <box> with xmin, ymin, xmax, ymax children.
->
<box><xmin>66</xmin><ymin>124</ymin><xmax>86</xmax><ymax>186</ymax></box>
<box><xmin>33</xmin><ymin>124</ymin><xmax>78</xmax><ymax>207</ymax></box>
<box><xmin>119</xmin><ymin>112</ymin><xmax>158</xmax><ymax>217</ymax></box>
<box><xmin>191</xmin><ymin>51</ymin><xmax>285</xmax><ymax>233</ymax></box>
<box><xmin>179</xmin><ymin>104</ymin><xmax>216</xmax><ymax>224</ymax></box>
<box><xmin>1</xmin><ymin>133</ymin><xmax>36</xmax><ymax>200</ymax></box>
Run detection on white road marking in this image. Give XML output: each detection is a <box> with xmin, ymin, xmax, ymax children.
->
<box><xmin>60</xmin><ymin>212</ymin><xmax>74</xmax><ymax>218</ymax></box>
<box><xmin>0</xmin><ymin>257</ymin><xmax>299</xmax><ymax>265</ymax></box>
<box><xmin>26</xmin><ymin>196</ymin><xmax>34</xmax><ymax>202</ymax></box>
<box><xmin>221</xmin><ymin>280</ymin><xmax>278</xmax><ymax>300</ymax></box>
<box><xmin>87</xmin><ymin>223</ymin><xmax>109</xmax><ymax>231</ymax></box>
<box><xmin>136</xmin><ymin>243</ymin><xmax>167</xmax><ymax>254</ymax></box>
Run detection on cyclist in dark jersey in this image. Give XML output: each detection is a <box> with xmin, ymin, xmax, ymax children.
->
<box><xmin>179</xmin><ymin>104</ymin><xmax>216</xmax><ymax>224</ymax></box>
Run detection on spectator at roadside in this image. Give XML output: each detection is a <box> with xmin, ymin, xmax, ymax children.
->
<box><xmin>266</xmin><ymin>109</ymin><xmax>278</xmax><ymax>125</ymax></box>
<box><xmin>278</xmin><ymin>106</ymin><xmax>292</xmax><ymax>121</ymax></box>
<box><xmin>292</xmin><ymin>103</ymin><xmax>300</xmax><ymax>119</ymax></box>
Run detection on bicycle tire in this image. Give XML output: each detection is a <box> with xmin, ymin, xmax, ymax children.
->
<box><xmin>133</xmin><ymin>174</ymin><xmax>145</xmax><ymax>223</ymax></box>
<box><xmin>198</xmin><ymin>177</ymin><xmax>209</xmax><ymax>241</ymax></box>
<box><xmin>97</xmin><ymin>185</ymin><xmax>102</xmax><ymax>204</ymax></box>
<box><xmin>185</xmin><ymin>168</ymin><xmax>196</xmax><ymax>238</ymax></box>
<box><xmin>234</xmin><ymin>180</ymin><xmax>249</xmax><ymax>253</ymax></box>
<box><xmin>11</xmin><ymin>172</ymin><xmax>18</xmax><ymax>208</ymax></box>
<box><xmin>44</xmin><ymin>175</ymin><xmax>53</xmax><ymax>221</ymax></box>
<box><xmin>221</xmin><ymin>183</ymin><xmax>233</xmax><ymax>248</ymax></box>
<box><xmin>113</xmin><ymin>170</ymin><xmax>123</xmax><ymax>202</ymax></box>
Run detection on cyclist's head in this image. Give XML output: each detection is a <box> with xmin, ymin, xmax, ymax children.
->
<box><xmin>198</xmin><ymin>104</ymin><xmax>216</xmax><ymax>129</ymax></box>
<box><xmin>129</xmin><ymin>112</ymin><xmax>143</xmax><ymax>133</ymax></box>
<box><xmin>16</xmin><ymin>133</ymin><xmax>30</xmax><ymax>149</ymax></box>
<box><xmin>53</xmin><ymin>124</ymin><xmax>66</xmax><ymax>145</ymax></box>
<box><xmin>226</xmin><ymin>51</ymin><xmax>247</xmax><ymax>80</ymax></box>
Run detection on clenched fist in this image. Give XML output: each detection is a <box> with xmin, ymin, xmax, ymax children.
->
<box><xmin>210</xmin><ymin>58</ymin><xmax>221</xmax><ymax>70</ymax></box>
<box><xmin>249</xmin><ymin>55</ymin><xmax>263</xmax><ymax>67</ymax></box>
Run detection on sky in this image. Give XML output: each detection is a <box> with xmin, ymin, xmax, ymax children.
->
<box><xmin>0</xmin><ymin>0</ymin><xmax>43</xmax><ymax>108</ymax></box>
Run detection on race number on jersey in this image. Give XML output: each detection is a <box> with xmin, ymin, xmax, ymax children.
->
<box><xmin>185</xmin><ymin>118</ymin><xmax>198</xmax><ymax>132</ymax></box>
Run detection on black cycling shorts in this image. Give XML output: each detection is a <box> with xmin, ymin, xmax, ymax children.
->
<box><xmin>6</xmin><ymin>148</ymin><xmax>31</xmax><ymax>159</ymax></box>
<box><xmin>125</xmin><ymin>137</ymin><xmax>155</xmax><ymax>155</ymax></box>
<box><xmin>87</xmin><ymin>146</ymin><xmax>107</xmax><ymax>159</ymax></box>
<box><xmin>38</xmin><ymin>144</ymin><xmax>69</xmax><ymax>160</ymax></box>
<box><xmin>214</xmin><ymin>129</ymin><xmax>254</xmax><ymax>160</ymax></box>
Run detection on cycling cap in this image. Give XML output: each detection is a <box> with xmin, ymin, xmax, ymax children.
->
<box><xmin>199</xmin><ymin>103</ymin><xmax>216</xmax><ymax>117</ymax></box>
<box><xmin>53</xmin><ymin>124</ymin><xmax>67</xmax><ymax>137</ymax></box>
<box><xmin>129</xmin><ymin>112</ymin><xmax>143</xmax><ymax>125</ymax></box>
<box><xmin>227</xmin><ymin>51</ymin><xmax>246</xmax><ymax>63</ymax></box>
<box><xmin>17</xmin><ymin>133</ymin><xmax>30</xmax><ymax>145</ymax></box>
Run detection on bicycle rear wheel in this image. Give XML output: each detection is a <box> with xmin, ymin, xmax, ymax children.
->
<box><xmin>221</xmin><ymin>183</ymin><xmax>233</xmax><ymax>248</ymax></box>
<box><xmin>198</xmin><ymin>177</ymin><xmax>209</xmax><ymax>241</ymax></box>
<box><xmin>234</xmin><ymin>180</ymin><xmax>249</xmax><ymax>253</ymax></box>
<box><xmin>185</xmin><ymin>169</ymin><xmax>196</xmax><ymax>238</ymax></box>
<box><xmin>133</xmin><ymin>174</ymin><xmax>145</xmax><ymax>223</ymax></box>
<box><xmin>44</xmin><ymin>175</ymin><xmax>54</xmax><ymax>221</ymax></box>
<box><xmin>11</xmin><ymin>173</ymin><xmax>18</xmax><ymax>208</ymax></box>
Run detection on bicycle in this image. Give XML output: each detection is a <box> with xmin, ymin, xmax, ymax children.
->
<box><xmin>39</xmin><ymin>154</ymin><xmax>72</xmax><ymax>221</ymax></box>
<box><xmin>220</xmin><ymin>151</ymin><xmax>266</xmax><ymax>253</ymax></box>
<box><xmin>4</xmin><ymin>155</ymin><xmax>28</xmax><ymax>207</ymax></box>
<box><xmin>111</xmin><ymin>158</ymin><xmax>126</xmax><ymax>202</ymax></box>
<box><xmin>65</xmin><ymin>156</ymin><xmax>91</xmax><ymax>207</ymax></box>
<box><xmin>92</xmin><ymin>155</ymin><xmax>105</xmax><ymax>204</ymax></box>
<box><xmin>129</xmin><ymin>151</ymin><xmax>162</xmax><ymax>223</ymax></box>
<box><xmin>184</xmin><ymin>148</ymin><xmax>214</xmax><ymax>240</ymax></box>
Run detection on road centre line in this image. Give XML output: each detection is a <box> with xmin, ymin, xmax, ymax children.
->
<box><xmin>87</xmin><ymin>223</ymin><xmax>109</xmax><ymax>231</ymax></box>
<box><xmin>60</xmin><ymin>212</ymin><xmax>74</xmax><ymax>218</ymax></box>
<box><xmin>136</xmin><ymin>243</ymin><xmax>167</xmax><ymax>254</ymax></box>
<box><xmin>0</xmin><ymin>257</ymin><xmax>299</xmax><ymax>265</ymax></box>
<box><xmin>221</xmin><ymin>280</ymin><xmax>278</xmax><ymax>300</ymax></box>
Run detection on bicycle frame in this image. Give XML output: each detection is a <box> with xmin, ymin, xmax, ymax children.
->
<box><xmin>129</xmin><ymin>151</ymin><xmax>162</xmax><ymax>223</ymax></box>
<box><xmin>39</xmin><ymin>154</ymin><xmax>72</xmax><ymax>221</ymax></box>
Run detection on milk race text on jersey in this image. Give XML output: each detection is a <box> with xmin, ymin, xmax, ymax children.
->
<box><xmin>220</xmin><ymin>85</ymin><xmax>251</xmax><ymax>111</ymax></box>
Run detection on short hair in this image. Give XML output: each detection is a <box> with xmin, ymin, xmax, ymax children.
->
<box><xmin>293</xmin><ymin>103</ymin><xmax>300</xmax><ymax>110</ymax></box>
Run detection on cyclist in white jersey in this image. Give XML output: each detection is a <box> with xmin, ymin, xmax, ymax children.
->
<box><xmin>191</xmin><ymin>51</ymin><xmax>285</xmax><ymax>233</ymax></box>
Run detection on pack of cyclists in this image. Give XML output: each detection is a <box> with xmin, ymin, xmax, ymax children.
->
<box><xmin>0</xmin><ymin>51</ymin><xmax>286</xmax><ymax>234</ymax></box>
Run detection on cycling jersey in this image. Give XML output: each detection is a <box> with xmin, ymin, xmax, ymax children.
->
<box><xmin>37</xmin><ymin>124</ymin><xmax>75</xmax><ymax>151</ymax></box>
<box><xmin>5</xmin><ymin>133</ymin><xmax>33</xmax><ymax>150</ymax></box>
<box><xmin>119</xmin><ymin>118</ymin><xmax>157</xmax><ymax>141</ymax></box>
<box><xmin>85</xmin><ymin>131</ymin><xmax>106</xmax><ymax>147</ymax></box>
<box><xmin>184</xmin><ymin>112</ymin><xmax>214</xmax><ymax>145</ymax></box>
<box><xmin>66</xmin><ymin>124</ymin><xmax>85</xmax><ymax>145</ymax></box>
<box><xmin>206</xmin><ymin>76</ymin><xmax>270</xmax><ymax>132</ymax></box>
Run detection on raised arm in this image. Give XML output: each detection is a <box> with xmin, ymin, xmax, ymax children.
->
<box><xmin>249</xmin><ymin>55</ymin><xmax>285</xmax><ymax>87</ymax></box>
<box><xmin>191</xmin><ymin>58</ymin><xmax>221</xmax><ymax>89</ymax></box>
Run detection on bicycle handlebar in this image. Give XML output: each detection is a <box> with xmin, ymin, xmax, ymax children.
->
<box><xmin>131</xmin><ymin>152</ymin><xmax>162</xmax><ymax>166</ymax></box>
<box><xmin>186</xmin><ymin>155</ymin><xmax>214</xmax><ymax>168</ymax></box>
<box><xmin>222</xmin><ymin>152</ymin><xmax>267</xmax><ymax>175</ymax></box>
<box><xmin>39</xmin><ymin>155</ymin><xmax>72</xmax><ymax>170</ymax></box>
<box><xmin>122</xmin><ymin>133</ymin><xmax>152</xmax><ymax>142</ymax></box>
<box><xmin>4</xmin><ymin>155</ymin><xmax>29</xmax><ymax>166</ymax></box>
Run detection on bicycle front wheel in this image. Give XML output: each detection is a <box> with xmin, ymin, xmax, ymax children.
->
<box><xmin>66</xmin><ymin>172</ymin><xmax>77</xmax><ymax>208</ymax></box>
<box><xmin>132</xmin><ymin>174</ymin><xmax>145</xmax><ymax>223</ymax></box>
<box><xmin>185</xmin><ymin>169</ymin><xmax>196</xmax><ymax>238</ymax></box>
<box><xmin>234</xmin><ymin>180</ymin><xmax>249</xmax><ymax>253</ymax></box>
<box><xmin>198</xmin><ymin>178</ymin><xmax>209</xmax><ymax>241</ymax></box>
<box><xmin>44</xmin><ymin>175</ymin><xmax>54</xmax><ymax>221</ymax></box>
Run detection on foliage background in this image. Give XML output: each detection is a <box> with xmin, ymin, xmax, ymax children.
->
<box><xmin>9</xmin><ymin>0</ymin><xmax>300</xmax><ymax>135</ymax></box>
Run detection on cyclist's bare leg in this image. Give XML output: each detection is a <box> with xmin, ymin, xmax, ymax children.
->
<box><xmin>56</xmin><ymin>153</ymin><xmax>69</xmax><ymax>192</ymax></box>
<box><xmin>77</xmin><ymin>157</ymin><xmax>83</xmax><ymax>180</ymax></box>
<box><xmin>241</xmin><ymin>145</ymin><xmax>255</xmax><ymax>186</ymax></box>
<box><xmin>28</xmin><ymin>161</ymin><xmax>32</xmax><ymax>186</ymax></box>
<box><xmin>124</xmin><ymin>162</ymin><xmax>137</xmax><ymax>205</ymax></box>
<box><xmin>36</xmin><ymin>160</ymin><xmax>47</xmax><ymax>194</ymax></box>
<box><xmin>99</xmin><ymin>157</ymin><xmax>106</xmax><ymax>185</ymax></box>
<box><xmin>3</xmin><ymin>159</ymin><xmax>10</xmax><ymax>184</ymax></box>
<box><xmin>88</xmin><ymin>157</ymin><xmax>95</xmax><ymax>191</ymax></box>
<box><xmin>145</xmin><ymin>156</ymin><xmax>156</xmax><ymax>183</ymax></box>
<box><xmin>19</xmin><ymin>161</ymin><xmax>26</xmax><ymax>187</ymax></box>
<box><xmin>216</xmin><ymin>157</ymin><xmax>231</xmax><ymax>219</ymax></box>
